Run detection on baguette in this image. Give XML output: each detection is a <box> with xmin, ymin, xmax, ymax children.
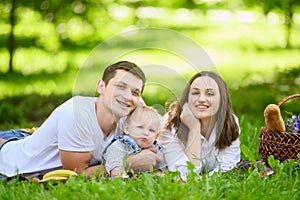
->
<box><xmin>264</xmin><ymin>104</ymin><xmax>286</xmax><ymax>132</ymax></box>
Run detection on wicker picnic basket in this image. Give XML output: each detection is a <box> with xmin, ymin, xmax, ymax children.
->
<box><xmin>259</xmin><ymin>94</ymin><xmax>300</xmax><ymax>160</ymax></box>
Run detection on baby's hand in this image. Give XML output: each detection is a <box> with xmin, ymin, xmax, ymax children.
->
<box><xmin>144</xmin><ymin>145</ymin><xmax>158</xmax><ymax>153</ymax></box>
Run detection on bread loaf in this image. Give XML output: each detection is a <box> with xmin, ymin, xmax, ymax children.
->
<box><xmin>264</xmin><ymin>104</ymin><xmax>286</xmax><ymax>132</ymax></box>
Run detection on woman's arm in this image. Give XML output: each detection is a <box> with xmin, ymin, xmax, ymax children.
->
<box><xmin>180</xmin><ymin>103</ymin><xmax>202</xmax><ymax>167</ymax></box>
<box><xmin>184</xmin><ymin>124</ymin><xmax>201</xmax><ymax>167</ymax></box>
<box><xmin>157</xmin><ymin>130</ymin><xmax>190</xmax><ymax>175</ymax></box>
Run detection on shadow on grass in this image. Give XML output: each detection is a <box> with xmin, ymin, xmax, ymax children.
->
<box><xmin>0</xmin><ymin>93</ymin><xmax>72</xmax><ymax>129</ymax></box>
<box><xmin>255</xmin><ymin>45</ymin><xmax>300</xmax><ymax>51</ymax></box>
<box><xmin>0</xmin><ymin>66</ymin><xmax>77</xmax><ymax>83</ymax></box>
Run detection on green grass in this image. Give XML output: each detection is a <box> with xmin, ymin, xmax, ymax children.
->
<box><xmin>0</xmin><ymin>155</ymin><xmax>299</xmax><ymax>199</ymax></box>
<box><xmin>1</xmin><ymin>117</ymin><xmax>299</xmax><ymax>199</ymax></box>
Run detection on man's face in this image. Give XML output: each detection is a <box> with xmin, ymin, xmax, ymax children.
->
<box><xmin>99</xmin><ymin>70</ymin><xmax>144</xmax><ymax>119</ymax></box>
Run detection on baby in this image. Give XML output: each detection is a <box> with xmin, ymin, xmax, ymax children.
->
<box><xmin>102</xmin><ymin>105</ymin><xmax>166</xmax><ymax>178</ymax></box>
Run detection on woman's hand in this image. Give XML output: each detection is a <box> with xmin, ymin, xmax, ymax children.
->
<box><xmin>180</xmin><ymin>103</ymin><xmax>201</xmax><ymax>131</ymax></box>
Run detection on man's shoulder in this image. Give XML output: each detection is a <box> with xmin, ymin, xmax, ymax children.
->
<box><xmin>72</xmin><ymin>95</ymin><xmax>97</xmax><ymax>104</ymax></box>
<box><xmin>58</xmin><ymin>96</ymin><xmax>96</xmax><ymax>112</ymax></box>
<box><xmin>55</xmin><ymin>96</ymin><xmax>95</xmax><ymax>109</ymax></box>
<box><xmin>52</xmin><ymin>96</ymin><xmax>97</xmax><ymax>125</ymax></box>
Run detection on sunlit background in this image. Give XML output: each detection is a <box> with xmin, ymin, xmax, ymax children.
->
<box><xmin>1</xmin><ymin>0</ymin><xmax>300</xmax><ymax>89</ymax></box>
<box><xmin>0</xmin><ymin>0</ymin><xmax>299</xmax><ymax>126</ymax></box>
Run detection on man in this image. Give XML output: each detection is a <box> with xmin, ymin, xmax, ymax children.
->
<box><xmin>0</xmin><ymin>61</ymin><xmax>162</xmax><ymax>178</ymax></box>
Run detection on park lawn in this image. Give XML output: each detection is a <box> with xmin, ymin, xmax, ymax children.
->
<box><xmin>0</xmin><ymin>154</ymin><xmax>299</xmax><ymax>199</ymax></box>
<box><xmin>0</xmin><ymin>116</ymin><xmax>299</xmax><ymax>199</ymax></box>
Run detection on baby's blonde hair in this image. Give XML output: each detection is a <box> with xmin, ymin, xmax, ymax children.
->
<box><xmin>125</xmin><ymin>105</ymin><xmax>162</xmax><ymax>131</ymax></box>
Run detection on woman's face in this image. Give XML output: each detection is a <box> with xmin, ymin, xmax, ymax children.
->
<box><xmin>187</xmin><ymin>76</ymin><xmax>221</xmax><ymax>121</ymax></box>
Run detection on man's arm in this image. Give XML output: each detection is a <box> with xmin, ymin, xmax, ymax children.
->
<box><xmin>59</xmin><ymin>149</ymin><xmax>105</xmax><ymax>177</ymax></box>
<box><xmin>85</xmin><ymin>165</ymin><xmax>106</xmax><ymax>177</ymax></box>
<box><xmin>60</xmin><ymin>148</ymin><xmax>163</xmax><ymax>177</ymax></box>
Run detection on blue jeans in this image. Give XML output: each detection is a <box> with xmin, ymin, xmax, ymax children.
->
<box><xmin>0</xmin><ymin>129</ymin><xmax>31</xmax><ymax>150</ymax></box>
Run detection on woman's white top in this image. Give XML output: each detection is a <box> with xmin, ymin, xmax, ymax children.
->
<box><xmin>157</xmin><ymin>114</ymin><xmax>240</xmax><ymax>176</ymax></box>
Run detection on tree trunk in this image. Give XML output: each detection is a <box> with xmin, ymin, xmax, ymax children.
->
<box><xmin>285</xmin><ymin>19</ymin><xmax>291</xmax><ymax>48</ymax></box>
<box><xmin>283</xmin><ymin>1</ymin><xmax>293</xmax><ymax>48</ymax></box>
<box><xmin>8</xmin><ymin>0</ymin><xmax>15</xmax><ymax>72</ymax></box>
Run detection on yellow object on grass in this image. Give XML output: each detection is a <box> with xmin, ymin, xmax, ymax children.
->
<box><xmin>42</xmin><ymin>169</ymin><xmax>78</xmax><ymax>181</ymax></box>
<box><xmin>21</xmin><ymin>127</ymin><xmax>39</xmax><ymax>134</ymax></box>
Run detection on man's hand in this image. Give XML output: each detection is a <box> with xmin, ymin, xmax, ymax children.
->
<box><xmin>85</xmin><ymin>165</ymin><xmax>106</xmax><ymax>178</ymax></box>
<box><xmin>125</xmin><ymin>149</ymin><xmax>163</xmax><ymax>172</ymax></box>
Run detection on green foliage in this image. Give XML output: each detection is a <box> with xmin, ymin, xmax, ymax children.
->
<box><xmin>230</xmin><ymin>66</ymin><xmax>300</xmax><ymax>126</ymax></box>
<box><xmin>0</xmin><ymin>93</ymin><xmax>71</xmax><ymax>128</ymax></box>
<box><xmin>0</xmin><ymin>159</ymin><xmax>299</xmax><ymax>199</ymax></box>
<box><xmin>241</xmin><ymin>144</ymin><xmax>257</xmax><ymax>167</ymax></box>
<box><xmin>243</xmin><ymin>0</ymin><xmax>300</xmax><ymax>47</ymax></box>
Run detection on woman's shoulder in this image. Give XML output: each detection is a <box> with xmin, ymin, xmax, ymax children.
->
<box><xmin>161</xmin><ymin>112</ymin><xmax>169</xmax><ymax>126</ymax></box>
<box><xmin>233</xmin><ymin>114</ymin><xmax>239</xmax><ymax>123</ymax></box>
<box><xmin>232</xmin><ymin>114</ymin><xmax>241</xmax><ymax>133</ymax></box>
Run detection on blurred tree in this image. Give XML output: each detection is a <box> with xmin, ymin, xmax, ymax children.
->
<box><xmin>243</xmin><ymin>0</ymin><xmax>300</xmax><ymax>48</ymax></box>
<box><xmin>1</xmin><ymin>0</ymin><xmax>113</xmax><ymax>73</ymax></box>
<box><xmin>8</xmin><ymin>0</ymin><xmax>15</xmax><ymax>72</ymax></box>
<box><xmin>2</xmin><ymin>0</ymin><xmax>40</xmax><ymax>72</ymax></box>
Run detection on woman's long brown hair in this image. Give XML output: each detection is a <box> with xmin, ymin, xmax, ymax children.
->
<box><xmin>164</xmin><ymin>71</ymin><xmax>239</xmax><ymax>150</ymax></box>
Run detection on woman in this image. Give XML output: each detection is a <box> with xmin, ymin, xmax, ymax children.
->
<box><xmin>158</xmin><ymin>71</ymin><xmax>240</xmax><ymax>176</ymax></box>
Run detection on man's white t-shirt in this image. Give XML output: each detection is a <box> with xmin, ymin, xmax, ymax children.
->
<box><xmin>0</xmin><ymin>96</ymin><xmax>124</xmax><ymax>177</ymax></box>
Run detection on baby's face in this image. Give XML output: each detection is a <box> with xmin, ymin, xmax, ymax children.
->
<box><xmin>124</xmin><ymin>113</ymin><xmax>160</xmax><ymax>149</ymax></box>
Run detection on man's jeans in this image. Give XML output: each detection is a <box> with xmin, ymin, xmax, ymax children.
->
<box><xmin>0</xmin><ymin>129</ymin><xmax>31</xmax><ymax>150</ymax></box>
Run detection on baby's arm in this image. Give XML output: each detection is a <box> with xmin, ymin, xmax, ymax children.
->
<box><xmin>103</xmin><ymin>141</ymin><xmax>130</xmax><ymax>178</ymax></box>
